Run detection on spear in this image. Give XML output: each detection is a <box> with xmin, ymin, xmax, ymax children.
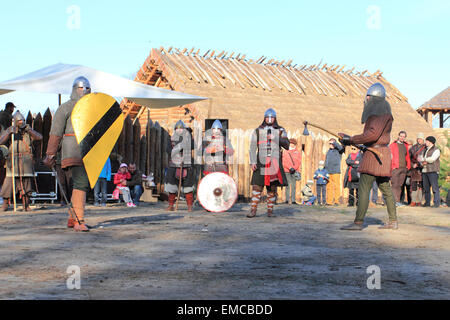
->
<box><xmin>11</xmin><ymin>119</ymin><xmax>17</xmax><ymax>212</ymax></box>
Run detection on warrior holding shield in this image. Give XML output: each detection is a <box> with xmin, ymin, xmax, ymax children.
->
<box><xmin>43</xmin><ymin>77</ymin><xmax>91</xmax><ymax>232</ymax></box>
<box><xmin>197</xmin><ymin>120</ymin><xmax>237</xmax><ymax>213</ymax></box>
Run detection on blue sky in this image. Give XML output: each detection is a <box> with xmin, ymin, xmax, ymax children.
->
<box><xmin>0</xmin><ymin>0</ymin><xmax>448</xmax><ymax>125</ymax></box>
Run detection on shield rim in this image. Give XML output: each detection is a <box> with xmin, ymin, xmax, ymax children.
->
<box><xmin>197</xmin><ymin>172</ymin><xmax>237</xmax><ymax>213</ymax></box>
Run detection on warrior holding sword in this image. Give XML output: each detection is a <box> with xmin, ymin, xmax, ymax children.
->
<box><xmin>339</xmin><ymin>83</ymin><xmax>398</xmax><ymax>230</ymax></box>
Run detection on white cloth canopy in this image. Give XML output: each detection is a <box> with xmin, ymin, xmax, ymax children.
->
<box><xmin>0</xmin><ymin>63</ymin><xmax>206</xmax><ymax>108</ymax></box>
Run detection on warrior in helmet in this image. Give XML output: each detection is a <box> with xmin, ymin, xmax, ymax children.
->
<box><xmin>248</xmin><ymin>108</ymin><xmax>290</xmax><ymax>218</ymax></box>
<box><xmin>202</xmin><ymin>119</ymin><xmax>234</xmax><ymax>176</ymax></box>
<box><xmin>164</xmin><ymin>120</ymin><xmax>196</xmax><ymax>212</ymax></box>
<box><xmin>0</xmin><ymin>110</ymin><xmax>42</xmax><ymax>211</ymax></box>
<box><xmin>43</xmin><ymin>76</ymin><xmax>91</xmax><ymax>232</ymax></box>
<box><xmin>339</xmin><ymin>83</ymin><xmax>398</xmax><ymax>230</ymax></box>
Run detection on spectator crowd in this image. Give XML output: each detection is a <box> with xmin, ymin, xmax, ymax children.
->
<box><xmin>281</xmin><ymin>131</ymin><xmax>443</xmax><ymax>208</ymax></box>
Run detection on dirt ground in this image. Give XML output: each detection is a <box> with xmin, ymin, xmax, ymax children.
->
<box><xmin>0</xmin><ymin>199</ymin><xmax>449</xmax><ymax>300</ymax></box>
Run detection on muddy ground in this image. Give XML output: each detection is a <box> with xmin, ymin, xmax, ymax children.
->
<box><xmin>0</xmin><ymin>200</ymin><xmax>449</xmax><ymax>300</ymax></box>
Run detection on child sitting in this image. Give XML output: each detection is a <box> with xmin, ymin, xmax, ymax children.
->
<box><xmin>113</xmin><ymin>163</ymin><xmax>136</xmax><ymax>207</ymax></box>
<box><xmin>302</xmin><ymin>180</ymin><xmax>317</xmax><ymax>206</ymax></box>
<box><xmin>313</xmin><ymin>160</ymin><xmax>329</xmax><ymax>205</ymax></box>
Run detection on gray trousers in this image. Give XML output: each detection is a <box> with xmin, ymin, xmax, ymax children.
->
<box><xmin>422</xmin><ymin>172</ymin><xmax>440</xmax><ymax>206</ymax></box>
<box><xmin>94</xmin><ymin>178</ymin><xmax>107</xmax><ymax>204</ymax></box>
<box><xmin>316</xmin><ymin>184</ymin><xmax>327</xmax><ymax>204</ymax></box>
<box><xmin>285</xmin><ymin>172</ymin><xmax>297</xmax><ymax>203</ymax></box>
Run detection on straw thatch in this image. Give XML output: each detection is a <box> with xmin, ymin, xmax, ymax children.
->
<box><xmin>417</xmin><ymin>86</ymin><xmax>450</xmax><ymax>112</ymax></box>
<box><xmin>122</xmin><ymin>47</ymin><xmax>434</xmax><ymax>141</ymax></box>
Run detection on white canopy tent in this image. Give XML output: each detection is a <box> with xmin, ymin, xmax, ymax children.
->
<box><xmin>0</xmin><ymin>63</ymin><xmax>206</xmax><ymax>109</ymax></box>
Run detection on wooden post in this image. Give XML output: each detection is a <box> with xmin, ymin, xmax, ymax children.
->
<box><xmin>426</xmin><ymin>111</ymin><xmax>433</xmax><ymax>126</ymax></box>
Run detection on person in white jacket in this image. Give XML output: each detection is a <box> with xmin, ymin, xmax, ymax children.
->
<box><xmin>421</xmin><ymin>136</ymin><xmax>441</xmax><ymax>207</ymax></box>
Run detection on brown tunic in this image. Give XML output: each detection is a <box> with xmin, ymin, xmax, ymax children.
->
<box><xmin>350</xmin><ymin>114</ymin><xmax>393</xmax><ymax>177</ymax></box>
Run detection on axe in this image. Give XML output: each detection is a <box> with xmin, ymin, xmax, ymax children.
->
<box><xmin>302</xmin><ymin>121</ymin><xmax>382</xmax><ymax>164</ymax></box>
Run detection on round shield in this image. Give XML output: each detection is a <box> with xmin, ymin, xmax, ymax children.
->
<box><xmin>197</xmin><ymin>172</ymin><xmax>238</xmax><ymax>213</ymax></box>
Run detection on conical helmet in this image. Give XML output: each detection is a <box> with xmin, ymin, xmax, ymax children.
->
<box><xmin>264</xmin><ymin>108</ymin><xmax>277</xmax><ymax>118</ymax></box>
<box><xmin>174</xmin><ymin>120</ymin><xmax>186</xmax><ymax>130</ymax></box>
<box><xmin>366</xmin><ymin>83</ymin><xmax>386</xmax><ymax>99</ymax></box>
<box><xmin>72</xmin><ymin>76</ymin><xmax>91</xmax><ymax>95</ymax></box>
<box><xmin>211</xmin><ymin>119</ymin><xmax>223</xmax><ymax>130</ymax></box>
<box><xmin>13</xmin><ymin>110</ymin><xmax>26</xmax><ymax>127</ymax></box>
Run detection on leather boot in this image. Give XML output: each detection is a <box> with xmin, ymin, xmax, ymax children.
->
<box><xmin>267</xmin><ymin>191</ymin><xmax>277</xmax><ymax>217</ymax></box>
<box><xmin>186</xmin><ymin>192</ymin><xmax>194</xmax><ymax>212</ymax></box>
<box><xmin>67</xmin><ymin>217</ymin><xmax>75</xmax><ymax>228</ymax></box>
<box><xmin>2</xmin><ymin>199</ymin><xmax>9</xmax><ymax>212</ymax></box>
<box><xmin>378</xmin><ymin>221</ymin><xmax>398</xmax><ymax>230</ymax></box>
<box><xmin>72</xmin><ymin>189</ymin><xmax>89</xmax><ymax>232</ymax></box>
<box><xmin>23</xmin><ymin>196</ymin><xmax>32</xmax><ymax>212</ymax></box>
<box><xmin>166</xmin><ymin>193</ymin><xmax>176</xmax><ymax>211</ymax></box>
<box><xmin>340</xmin><ymin>222</ymin><xmax>364</xmax><ymax>231</ymax></box>
<box><xmin>247</xmin><ymin>188</ymin><xmax>261</xmax><ymax>218</ymax></box>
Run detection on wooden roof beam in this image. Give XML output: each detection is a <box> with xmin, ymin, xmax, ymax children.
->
<box><xmin>202</xmin><ymin>49</ymin><xmax>211</xmax><ymax>58</ymax></box>
<box><xmin>256</xmin><ymin>56</ymin><xmax>265</xmax><ymax>63</ymax></box>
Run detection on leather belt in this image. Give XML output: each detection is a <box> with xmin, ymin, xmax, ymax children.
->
<box><xmin>372</xmin><ymin>144</ymin><xmax>388</xmax><ymax>148</ymax></box>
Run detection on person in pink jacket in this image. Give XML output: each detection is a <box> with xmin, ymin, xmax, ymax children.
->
<box><xmin>282</xmin><ymin>139</ymin><xmax>302</xmax><ymax>205</ymax></box>
<box><xmin>113</xmin><ymin>163</ymin><xmax>136</xmax><ymax>207</ymax></box>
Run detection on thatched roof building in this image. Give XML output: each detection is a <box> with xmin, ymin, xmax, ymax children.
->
<box><xmin>122</xmin><ymin>47</ymin><xmax>434</xmax><ymax>140</ymax></box>
<box><xmin>417</xmin><ymin>86</ymin><xmax>449</xmax><ymax>128</ymax></box>
<box><xmin>120</xmin><ymin>47</ymin><xmax>441</xmax><ymax>202</ymax></box>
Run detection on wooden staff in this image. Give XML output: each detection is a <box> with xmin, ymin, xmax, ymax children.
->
<box><xmin>11</xmin><ymin>120</ymin><xmax>16</xmax><ymax>212</ymax></box>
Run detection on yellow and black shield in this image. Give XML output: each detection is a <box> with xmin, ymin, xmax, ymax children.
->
<box><xmin>71</xmin><ymin>93</ymin><xmax>124</xmax><ymax>188</ymax></box>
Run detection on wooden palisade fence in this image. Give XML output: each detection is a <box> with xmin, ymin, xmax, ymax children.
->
<box><xmin>19</xmin><ymin>108</ymin><xmax>364</xmax><ymax>203</ymax></box>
